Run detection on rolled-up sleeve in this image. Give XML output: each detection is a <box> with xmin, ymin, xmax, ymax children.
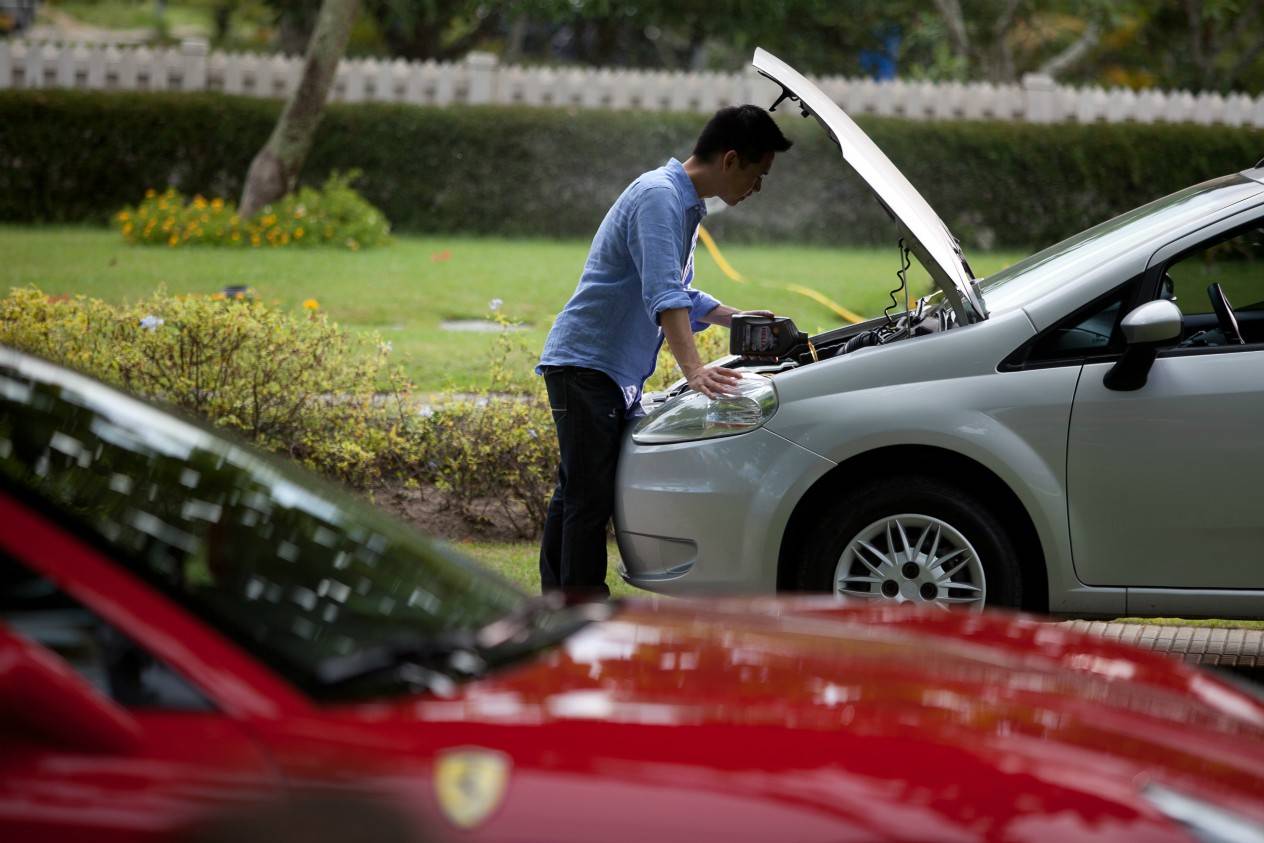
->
<box><xmin>686</xmin><ymin>288</ymin><xmax>721</xmax><ymax>332</ymax></box>
<box><xmin>628</xmin><ymin>187</ymin><xmax>694</xmax><ymax>323</ymax></box>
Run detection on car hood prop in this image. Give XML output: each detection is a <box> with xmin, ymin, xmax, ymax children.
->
<box><xmin>752</xmin><ymin>48</ymin><xmax>988</xmax><ymax>324</ymax></box>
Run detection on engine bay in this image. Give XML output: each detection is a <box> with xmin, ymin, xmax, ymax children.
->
<box><xmin>642</xmin><ymin>297</ymin><xmax>952</xmax><ymax>411</ymax></box>
<box><xmin>731</xmin><ymin>296</ymin><xmax>952</xmax><ymax>376</ymax></box>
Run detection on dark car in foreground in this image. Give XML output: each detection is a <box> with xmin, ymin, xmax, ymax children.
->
<box><xmin>2</xmin><ymin>345</ymin><xmax>1264</xmax><ymax>842</ymax></box>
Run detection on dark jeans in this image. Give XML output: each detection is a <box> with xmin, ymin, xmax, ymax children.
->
<box><xmin>539</xmin><ymin>366</ymin><xmax>627</xmax><ymax>597</ymax></box>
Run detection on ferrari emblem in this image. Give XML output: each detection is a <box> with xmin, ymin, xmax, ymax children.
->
<box><xmin>434</xmin><ymin>747</ymin><xmax>511</xmax><ymax>829</ymax></box>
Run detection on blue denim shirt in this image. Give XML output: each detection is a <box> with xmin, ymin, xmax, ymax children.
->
<box><xmin>538</xmin><ymin>159</ymin><xmax>721</xmax><ymax>415</ymax></box>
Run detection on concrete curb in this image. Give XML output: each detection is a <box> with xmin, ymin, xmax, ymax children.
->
<box><xmin>1062</xmin><ymin>621</ymin><xmax>1263</xmax><ymax>667</ymax></box>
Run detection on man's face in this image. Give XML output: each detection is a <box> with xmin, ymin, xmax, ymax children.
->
<box><xmin>719</xmin><ymin>151</ymin><xmax>774</xmax><ymax>206</ymax></box>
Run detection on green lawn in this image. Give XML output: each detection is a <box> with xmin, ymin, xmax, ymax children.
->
<box><xmin>0</xmin><ymin>226</ymin><xmax>1026</xmax><ymax>393</ymax></box>
<box><xmin>456</xmin><ymin>540</ymin><xmax>638</xmax><ymax>598</ymax></box>
<box><xmin>1115</xmin><ymin>617</ymin><xmax>1264</xmax><ymax>630</ymax></box>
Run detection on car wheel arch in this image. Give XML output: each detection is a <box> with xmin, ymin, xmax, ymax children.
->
<box><xmin>774</xmin><ymin>445</ymin><xmax>1049</xmax><ymax>613</ymax></box>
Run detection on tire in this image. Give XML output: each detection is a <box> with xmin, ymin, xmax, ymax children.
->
<box><xmin>796</xmin><ymin>474</ymin><xmax>1022</xmax><ymax>610</ymax></box>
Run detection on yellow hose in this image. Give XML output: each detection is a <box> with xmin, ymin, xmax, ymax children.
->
<box><xmin>697</xmin><ymin>224</ymin><xmax>864</xmax><ymax>325</ymax></box>
<box><xmin>696</xmin><ymin>225</ymin><xmax>746</xmax><ymax>284</ymax></box>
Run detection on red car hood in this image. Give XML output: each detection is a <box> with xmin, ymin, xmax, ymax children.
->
<box><xmin>280</xmin><ymin>599</ymin><xmax>1264</xmax><ymax>842</ymax></box>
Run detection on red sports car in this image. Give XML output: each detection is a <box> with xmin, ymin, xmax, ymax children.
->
<box><xmin>2</xmin><ymin>345</ymin><xmax>1264</xmax><ymax>843</ymax></box>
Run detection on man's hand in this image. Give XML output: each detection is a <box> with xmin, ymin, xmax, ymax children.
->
<box><xmin>661</xmin><ymin>307</ymin><xmax>743</xmax><ymax>399</ymax></box>
<box><xmin>684</xmin><ymin>363</ymin><xmax>742</xmax><ymax>399</ymax></box>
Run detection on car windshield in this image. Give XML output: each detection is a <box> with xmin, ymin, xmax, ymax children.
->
<box><xmin>978</xmin><ymin>174</ymin><xmax>1263</xmax><ymax>314</ymax></box>
<box><xmin>0</xmin><ymin>351</ymin><xmax>528</xmax><ymax>699</ymax></box>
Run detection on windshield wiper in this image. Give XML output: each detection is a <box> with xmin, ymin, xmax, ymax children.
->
<box><xmin>315</xmin><ymin>629</ymin><xmax>489</xmax><ymax>695</ymax></box>
<box><xmin>313</xmin><ymin>595</ymin><xmax>613</xmax><ymax>695</ymax></box>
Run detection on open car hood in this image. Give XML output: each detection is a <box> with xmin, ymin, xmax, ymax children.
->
<box><xmin>752</xmin><ymin>48</ymin><xmax>988</xmax><ymax>323</ymax></box>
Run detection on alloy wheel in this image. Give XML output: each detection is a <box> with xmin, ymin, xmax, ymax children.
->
<box><xmin>834</xmin><ymin>514</ymin><xmax>986</xmax><ymax>611</ymax></box>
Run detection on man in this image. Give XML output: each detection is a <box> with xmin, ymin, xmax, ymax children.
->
<box><xmin>537</xmin><ymin>104</ymin><xmax>792</xmax><ymax>596</ymax></box>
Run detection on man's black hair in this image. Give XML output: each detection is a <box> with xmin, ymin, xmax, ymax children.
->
<box><xmin>692</xmin><ymin>105</ymin><xmax>793</xmax><ymax>164</ymax></box>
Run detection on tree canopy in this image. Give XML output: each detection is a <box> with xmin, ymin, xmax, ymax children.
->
<box><xmin>243</xmin><ymin>0</ymin><xmax>1264</xmax><ymax>93</ymax></box>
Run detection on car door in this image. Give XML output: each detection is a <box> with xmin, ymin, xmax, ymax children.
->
<box><xmin>1066</xmin><ymin>211</ymin><xmax>1264</xmax><ymax>598</ymax></box>
<box><xmin>0</xmin><ymin>530</ymin><xmax>283</xmax><ymax>842</ymax></box>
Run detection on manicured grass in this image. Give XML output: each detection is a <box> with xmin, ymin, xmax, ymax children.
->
<box><xmin>0</xmin><ymin>226</ymin><xmax>1027</xmax><ymax>392</ymax></box>
<box><xmin>1116</xmin><ymin>617</ymin><xmax>1264</xmax><ymax>630</ymax></box>
<box><xmin>454</xmin><ymin>540</ymin><xmax>638</xmax><ymax>598</ymax></box>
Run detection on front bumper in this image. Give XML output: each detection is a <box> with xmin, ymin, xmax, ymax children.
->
<box><xmin>614</xmin><ymin>427</ymin><xmax>836</xmax><ymax>594</ymax></box>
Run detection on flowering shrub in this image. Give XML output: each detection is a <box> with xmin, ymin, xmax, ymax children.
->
<box><xmin>113</xmin><ymin>171</ymin><xmax>390</xmax><ymax>251</ymax></box>
<box><xmin>413</xmin><ymin>398</ymin><xmax>555</xmax><ymax>538</ymax></box>
<box><xmin>0</xmin><ymin>286</ymin><xmax>414</xmax><ymax>487</ymax></box>
<box><xmin>0</xmin><ymin>287</ymin><xmax>558</xmax><ymax>537</ymax></box>
<box><xmin>402</xmin><ymin>305</ymin><xmax>556</xmax><ymax>536</ymax></box>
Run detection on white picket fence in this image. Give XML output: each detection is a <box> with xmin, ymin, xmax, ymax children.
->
<box><xmin>5</xmin><ymin>37</ymin><xmax>1264</xmax><ymax>127</ymax></box>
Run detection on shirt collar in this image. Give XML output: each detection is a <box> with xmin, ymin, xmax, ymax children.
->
<box><xmin>666</xmin><ymin>158</ymin><xmax>707</xmax><ymax>218</ymax></box>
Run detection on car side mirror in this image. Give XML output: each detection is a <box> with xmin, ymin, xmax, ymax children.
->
<box><xmin>0</xmin><ymin>624</ymin><xmax>141</xmax><ymax>755</ymax></box>
<box><xmin>1104</xmin><ymin>299</ymin><xmax>1183</xmax><ymax>391</ymax></box>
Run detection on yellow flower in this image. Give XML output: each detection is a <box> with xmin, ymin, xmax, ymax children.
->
<box><xmin>116</xmin><ymin>211</ymin><xmax>130</xmax><ymax>221</ymax></box>
<box><xmin>145</xmin><ymin>188</ymin><xmax>156</xmax><ymax>198</ymax></box>
<box><xmin>122</xmin><ymin>223</ymin><xmax>133</xmax><ymax>236</ymax></box>
<box><xmin>168</xmin><ymin>235</ymin><xmax>178</xmax><ymax>247</ymax></box>
<box><xmin>211</xmin><ymin>197</ymin><xmax>224</xmax><ymax>210</ymax></box>
<box><xmin>294</xmin><ymin>227</ymin><xmax>304</xmax><ymax>239</ymax></box>
<box><xmin>303</xmin><ymin>298</ymin><xmax>320</xmax><ymax>310</ymax></box>
<box><xmin>193</xmin><ymin>195</ymin><xmax>208</xmax><ymax>209</ymax></box>
<box><xmin>211</xmin><ymin>292</ymin><xmax>226</xmax><ymax>301</ymax></box>
<box><xmin>234</xmin><ymin>291</ymin><xmax>245</xmax><ymax>300</ymax></box>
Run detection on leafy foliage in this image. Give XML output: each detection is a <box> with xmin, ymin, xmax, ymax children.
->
<box><xmin>5</xmin><ymin>90</ymin><xmax>1264</xmax><ymax>250</ymax></box>
<box><xmin>0</xmin><ymin>286</ymin><xmax>568</xmax><ymax>538</ymax></box>
<box><xmin>113</xmin><ymin>171</ymin><xmax>390</xmax><ymax>250</ymax></box>
<box><xmin>0</xmin><ymin>286</ymin><xmax>412</xmax><ymax>486</ymax></box>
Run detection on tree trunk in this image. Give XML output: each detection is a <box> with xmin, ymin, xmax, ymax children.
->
<box><xmin>239</xmin><ymin>0</ymin><xmax>359</xmax><ymax>220</ymax></box>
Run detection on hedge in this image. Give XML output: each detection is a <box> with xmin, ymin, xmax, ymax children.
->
<box><xmin>3</xmin><ymin>89</ymin><xmax>1263</xmax><ymax>249</ymax></box>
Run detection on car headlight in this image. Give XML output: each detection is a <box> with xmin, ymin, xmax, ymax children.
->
<box><xmin>632</xmin><ymin>373</ymin><xmax>777</xmax><ymax>445</ymax></box>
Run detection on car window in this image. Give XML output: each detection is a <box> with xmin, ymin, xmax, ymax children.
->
<box><xmin>0</xmin><ymin>353</ymin><xmax>525</xmax><ymax>700</ymax></box>
<box><xmin>1166</xmin><ymin>226</ymin><xmax>1264</xmax><ymax>317</ymax></box>
<box><xmin>0</xmin><ymin>553</ymin><xmax>211</xmax><ymax>710</ymax></box>
<box><xmin>1028</xmin><ymin>295</ymin><xmax>1125</xmax><ymax>363</ymax></box>
<box><xmin>1012</xmin><ymin>279</ymin><xmax>1136</xmax><ymax>368</ymax></box>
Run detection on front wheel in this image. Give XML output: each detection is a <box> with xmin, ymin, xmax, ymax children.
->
<box><xmin>796</xmin><ymin>475</ymin><xmax>1022</xmax><ymax>611</ymax></box>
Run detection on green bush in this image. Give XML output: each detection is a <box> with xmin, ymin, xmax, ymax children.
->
<box><xmin>0</xmin><ymin>286</ymin><xmax>415</xmax><ymax>486</ymax></box>
<box><xmin>0</xmin><ymin>286</ymin><xmax>559</xmax><ymax>537</ymax></box>
<box><xmin>415</xmin><ymin>398</ymin><xmax>556</xmax><ymax>538</ymax></box>
<box><xmin>114</xmin><ymin>171</ymin><xmax>391</xmax><ymax>250</ymax></box>
<box><xmin>4</xmin><ymin>89</ymin><xmax>1264</xmax><ymax>248</ymax></box>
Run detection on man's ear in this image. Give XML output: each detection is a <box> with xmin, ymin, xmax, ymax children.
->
<box><xmin>721</xmin><ymin>149</ymin><xmax>740</xmax><ymax>172</ymax></box>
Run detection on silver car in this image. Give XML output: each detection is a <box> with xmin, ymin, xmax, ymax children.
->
<box><xmin>615</xmin><ymin>48</ymin><xmax>1264</xmax><ymax>619</ymax></box>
